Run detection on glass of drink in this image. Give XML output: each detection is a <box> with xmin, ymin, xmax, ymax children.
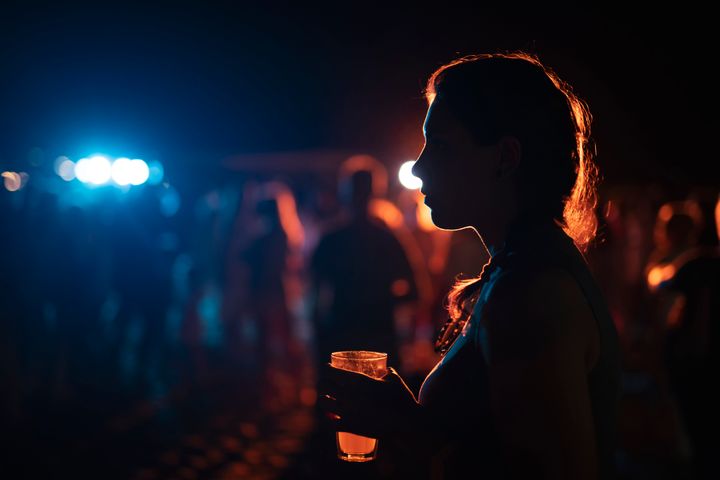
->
<box><xmin>329</xmin><ymin>350</ymin><xmax>388</xmax><ymax>462</ymax></box>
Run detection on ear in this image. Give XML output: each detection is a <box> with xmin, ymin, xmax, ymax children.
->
<box><xmin>495</xmin><ymin>136</ymin><xmax>522</xmax><ymax>179</ymax></box>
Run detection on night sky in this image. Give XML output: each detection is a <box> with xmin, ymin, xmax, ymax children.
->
<box><xmin>2</xmin><ymin>2</ymin><xmax>717</xmax><ymax>189</ymax></box>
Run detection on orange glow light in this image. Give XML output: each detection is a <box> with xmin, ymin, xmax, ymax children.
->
<box><xmin>275</xmin><ymin>188</ymin><xmax>305</xmax><ymax>250</ymax></box>
<box><xmin>658</xmin><ymin>204</ymin><xmax>673</xmax><ymax>223</ymax></box>
<box><xmin>647</xmin><ymin>263</ymin><xmax>677</xmax><ymax>289</ymax></box>
<box><xmin>647</xmin><ymin>267</ymin><xmax>663</xmax><ymax>288</ymax></box>
<box><xmin>391</xmin><ymin>279</ymin><xmax>411</xmax><ymax>297</ymax></box>
<box><xmin>299</xmin><ymin>387</ymin><xmax>317</xmax><ymax>407</ymax></box>
<box><xmin>416</xmin><ymin>199</ymin><xmax>436</xmax><ymax>232</ymax></box>
<box><xmin>369</xmin><ymin>198</ymin><xmax>403</xmax><ymax>229</ymax></box>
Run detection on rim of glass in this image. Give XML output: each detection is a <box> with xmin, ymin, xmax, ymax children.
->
<box><xmin>330</xmin><ymin>350</ymin><xmax>388</xmax><ymax>360</ymax></box>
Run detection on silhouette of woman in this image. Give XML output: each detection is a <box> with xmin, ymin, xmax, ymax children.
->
<box><xmin>322</xmin><ymin>52</ymin><xmax>621</xmax><ymax>480</ymax></box>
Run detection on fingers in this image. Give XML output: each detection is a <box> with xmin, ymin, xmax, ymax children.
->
<box><xmin>323</xmin><ymin>363</ymin><xmax>386</xmax><ymax>386</ymax></box>
<box><xmin>318</xmin><ymin>394</ymin><xmax>343</xmax><ymax>430</ymax></box>
<box><xmin>318</xmin><ymin>393</ymin><xmax>344</xmax><ymax>417</ymax></box>
<box><xmin>318</xmin><ymin>394</ymin><xmax>373</xmax><ymax>437</ymax></box>
<box><xmin>322</xmin><ymin>365</ymin><xmax>375</xmax><ymax>399</ymax></box>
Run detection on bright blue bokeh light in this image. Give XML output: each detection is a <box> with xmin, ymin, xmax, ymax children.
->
<box><xmin>58</xmin><ymin>160</ymin><xmax>76</xmax><ymax>181</ymax></box>
<box><xmin>75</xmin><ymin>155</ymin><xmax>112</xmax><ymax>185</ymax></box>
<box><xmin>111</xmin><ymin>157</ymin><xmax>134</xmax><ymax>186</ymax></box>
<box><xmin>66</xmin><ymin>154</ymin><xmax>159</xmax><ymax>188</ymax></box>
<box><xmin>129</xmin><ymin>159</ymin><xmax>150</xmax><ymax>186</ymax></box>
<box><xmin>147</xmin><ymin>161</ymin><xmax>164</xmax><ymax>185</ymax></box>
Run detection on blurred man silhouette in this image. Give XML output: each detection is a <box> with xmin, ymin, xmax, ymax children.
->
<box><xmin>310</xmin><ymin>161</ymin><xmax>418</xmax><ymax>375</ymax></box>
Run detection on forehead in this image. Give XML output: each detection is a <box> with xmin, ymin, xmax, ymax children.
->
<box><xmin>423</xmin><ymin>100</ymin><xmax>462</xmax><ymax>138</ymax></box>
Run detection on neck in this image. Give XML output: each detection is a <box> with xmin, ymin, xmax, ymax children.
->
<box><xmin>474</xmin><ymin>209</ymin><xmax>556</xmax><ymax>258</ymax></box>
<box><xmin>472</xmin><ymin>213</ymin><xmax>513</xmax><ymax>258</ymax></box>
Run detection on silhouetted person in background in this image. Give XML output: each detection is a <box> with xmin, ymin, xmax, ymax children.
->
<box><xmin>645</xmin><ymin>199</ymin><xmax>704</xmax><ymax>284</ymax></box>
<box><xmin>241</xmin><ymin>191</ymin><xmax>293</xmax><ymax>366</ymax></box>
<box><xmin>656</xmin><ymin>194</ymin><xmax>720</xmax><ymax>480</ymax></box>
<box><xmin>322</xmin><ymin>52</ymin><xmax>621</xmax><ymax>480</ymax></box>
<box><xmin>310</xmin><ymin>168</ymin><xmax>417</xmax><ymax>374</ymax></box>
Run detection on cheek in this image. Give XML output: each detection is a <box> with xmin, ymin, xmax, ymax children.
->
<box><xmin>434</xmin><ymin>160</ymin><xmax>471</xmax><ymax>192</ymax></box>
<box><xmin>426</xmin><ymin>189</ymin><xmax>476</xmax><ymax>230</ymax></box>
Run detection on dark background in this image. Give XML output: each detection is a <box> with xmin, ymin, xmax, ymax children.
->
<box><xmin>2</xmin><ymin>2</ymin><xmax>717</xmax><ymax>189</ymax></box>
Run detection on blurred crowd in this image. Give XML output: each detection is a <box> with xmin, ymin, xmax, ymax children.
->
<box><xmin>1</xmin><ymin>154</ymin><xmax>717</xmax><ymax>478</ymax></box>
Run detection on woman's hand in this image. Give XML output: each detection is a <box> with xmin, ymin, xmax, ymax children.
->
<box><xmin>320</xmin><ymin>364</ymin><xmax>420</xmax><ymax>440</ymax></box>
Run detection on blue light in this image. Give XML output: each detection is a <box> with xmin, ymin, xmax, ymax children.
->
<box><xmin>58</xmin><ymin>160</ymin><xmax>76</xmax><ymax>181</ymax></box>
<box><xmin>159</xmin><ymin>185</ymin><xmax>181</xmax><ymax>217</ymax></box>
<box><xmin>128</xmin><ymin>159</ymin><xmax>150</xmax><ymax>186</ymax></box>
<box><xmin>147</xmin><ymin>161</ymin><xmax>164</xmax><ymax>185</ymax></box>
<box><xmin>75</xmin><ymin>155</ymin><xmax>112</xmax><ymax>185</ymax></box>
<box><xmin>54</xmin><ymin>156</ymin><xmax>70</xmax><ymax>175</ymax></box>
<box><xmin>69</xmin><ymin>154</ymin><xmax>159</xmax><ymax>188</ymax></box>
<box><xmin>111</xmin><ymin>157</ymin><xmax>133</xmax><ymax>186</ymax></box>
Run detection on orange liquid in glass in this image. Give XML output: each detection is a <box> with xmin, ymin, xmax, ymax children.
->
<box><xmin>336</xmin><ymin>432</ymin><xmax>377</xmax><ymax>462</ymax></box>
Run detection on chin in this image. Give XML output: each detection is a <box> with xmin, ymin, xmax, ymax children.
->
<box><xmin>430</xmin><ymin>209</ymin><xmax>469</xmax><ymax>231</ymax></box>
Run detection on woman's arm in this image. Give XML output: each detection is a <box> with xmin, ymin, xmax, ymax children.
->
<box><xmin>483</xmin><ymin>267</ymin><xmax>599</xmax><ymax>480</ymax></box>
<box><xmin>321</xmin><ymin>365</ymin><xmax>448</xmax><ymax>456</ymax></box>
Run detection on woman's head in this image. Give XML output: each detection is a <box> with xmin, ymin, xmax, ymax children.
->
<box><xmin>413</xmin><ymin>52</ymin><xmax>598</xmax><ymax>251</ymax></box>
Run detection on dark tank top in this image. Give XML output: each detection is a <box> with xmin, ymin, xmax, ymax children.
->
<box><xmin>418</xmin><ymin>219</ymin><xmax>621</xmax><ymax>479</ymax></box>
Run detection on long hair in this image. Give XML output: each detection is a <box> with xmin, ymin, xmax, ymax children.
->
<box><xmin>427</xmin><ymin>52</ymin><xmax>600</xmax><ymax>351</ymax></box>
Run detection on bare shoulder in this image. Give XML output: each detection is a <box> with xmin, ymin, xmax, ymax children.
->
<box><xmin>482</xmin><ymin>266</ymin><xmax>601</xmax><ymax>479</ymax></box>
<box><xmin>482</xmin><ymin>266</ymin><xmax>599</xmax><ymax>368</ymax></box>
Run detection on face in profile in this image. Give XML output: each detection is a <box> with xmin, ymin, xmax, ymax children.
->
<box><xmin>412</xmin><ymin>99</ymin><xmax>502</xmax><ymax>231</ymax></box>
